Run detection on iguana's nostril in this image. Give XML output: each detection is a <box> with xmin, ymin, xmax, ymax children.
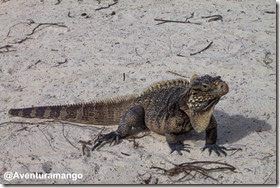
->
<box><xmin>218</xmin><ymin>82</ymin><xmax>229</xmax><ymax>94</ymax></box>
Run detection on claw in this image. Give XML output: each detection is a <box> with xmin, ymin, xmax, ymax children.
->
<box><xmin>209</xmin><ymin>147</ymin><xmax>213</xmax><ymax>156</ymax></box>
<box><xmin>202</xmin><ymin>144</ymin><xmax>227</xmax><ymax>156</ymax></box>
<box><xmin>92</xmin><ymin>132</ymin><xmax>121</xmax><ymax>151</ymax></box>
<box><xmin>220</xmin><ymin>149</ymin><xmax>227</xmax><ymax>156</ymax></box>
<box><xmin>202</xmin><ymin>146</ymin><xmax>207</xmax><ymax>152</ymax></box>
<box><xmin>220</xmin><ymin>146</ymin><xmax>227</xmax><ymax>150</ymax></box>
<box><xmin>169</xmin><ymin>143</ymin><xmax>191</xmax><ymax>155</ymax></box>
<box><xmin>213</xmin><ymin>148</ymin><xmax>220</xmax><ymax>156</ymax></box>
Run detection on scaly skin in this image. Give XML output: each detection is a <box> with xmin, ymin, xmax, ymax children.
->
<box><xmin>9</xmin><ymin>75</ymin><xmax>229</xmax><ymax>156</ymax></box>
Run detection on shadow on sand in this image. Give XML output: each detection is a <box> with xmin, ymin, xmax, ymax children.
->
<box><xmin>186</xmin><ymin>110</ymin><xmax>272</xmax><ymax>145</ymax></box>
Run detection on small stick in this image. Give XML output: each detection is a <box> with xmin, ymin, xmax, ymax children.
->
<box><xmin>151</xmin><ymin>160</ymin><xmax>236</xmax><ymax>182</ymax></box>
<box><xmin>6</xmin><ymin>19</ymin><xmax>35</xmax><ymax>37</ymax></box>
<box><xmin>121</xmin><ymin>152</ymin><xmax>130</xmax><ymax>156</ymax></box>
<box><xmin>0</xmin><ymin>45</ymin><xmax>15</xmax><ymax>53</ymax></box>
<box><xmin>263</xmin><ymin>52</ymin><xmax>273</xmax><ymax>65</ymax></box>
<box><xmin>264</xmin><ymin>11</ymin><xmax>275</xmax><ymax>14</ymax></box>
<box><xmin>13</xmin><ymin>37</ymin><xmax>33</xmax><ymax>44</ymax></box>
<box><xmin>78</xmin><ymin>140</ymin><xmax>92</xmax><ymax>156</ymax></box>
<box><xmin>176</xmin><ymin>54</ymin><xmax>186</xmax><ymax>57</ymax></box>
<box><xmin>95</xmin><ymin>0</ymin><xmax>118</xmax><ymax>11</ymax></box>
<box><xmin>166</xmin><ymin>71</ymin><xmax>187</xmax><ymax>78</ymax></box>
<box><xmin>26</xmin><ymin>23</ymin><xmax>68</xmax><ymax>36</ymax></box>
<box><xmin>201</xmin><ymin>15</ymin><xmax>223</xmax><ymax>22</ymax></box>
<box><xmin>78</xmin><ymin>140</ymin><xmax>92</xmax><ymax>145</ymax></box>
<box><xmin>185</xmin><ymin>12</ymin><xmax>194</xmax><ymax>21</ymax></box>
<box><xmin>123</xmin><ymin>73</ymin><xmax>125</xmax><ymax>81</ymax></box>
<box><xmin>126</xmin><ymin>132</ymin><xmax>150</xmax><ymax>149</ymax></box>
<box><xmin>15</xmin><ymin>127</ymin><xmax>28</xmax><ymax>132</ymax></box>
<box><xmin>27</xmin><ymin>60</ymin><xmax>42</xmax><ymax>70</ymax></box>
<box><xmin>54</xmin><ymin>59</ymin><xmax>68</xmax><ymax>67</ymax></box>
<box><xmin>37</xmin><ymin>126</ymin><xmax>57</xmax><ymax>152</ymax></box>
<box><xmin>62</xmin><ymin>123</ymin><xmax>79</xmax><ymax>150</ymax></box>
<box><xmin>263</xmin><ymin>169</ymin><xmax>276</xmax><ymax>184</ymax></box>
<box><xmin>0</xmin><ymin>120</ymin><xmax>55</xmax><ymax>127</ymax></box>
<box><xmin>137</xmin><ymin>173</ymin><xmax>152</xmax><ymax>184</ymax></box>
<box><xmin>67</xmin><ymin>12</ymin><xmax>74</xmax><ymax>18</ymax></box>
<box><xmin>190</xmin><ymin>41</ymin><xmax>213</xmax><ymax>56</ymax></box>
<box><xmin>55</xmin><ymin>0</ymin><xmax>61</xmax><ymax>5</ymax></box>
<box><xmin>154</xmin><ymin>18</ymin><xmax>201</xmax><ymax>25</ymax></box>
<box><xmin>228</xmin><ymin>148</ymin><xmax>242</xmax><ymax>156</ymax></box>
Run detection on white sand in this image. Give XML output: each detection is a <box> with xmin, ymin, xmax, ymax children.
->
<box><xmin>0</xmin><ymin>0</ymin><xmax>276</xmax><ymax>184</ymax></box>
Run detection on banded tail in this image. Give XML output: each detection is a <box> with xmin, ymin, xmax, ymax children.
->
<box><xmin>9</xmin><ymin>95</ymin><xmax>137</xmax><ymax>125</ymax></box>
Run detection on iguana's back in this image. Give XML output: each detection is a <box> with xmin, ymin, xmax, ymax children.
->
<box><xmin>135</xmin><ymin>79</ymin><xmax>190</xmax><ymax>134</ymax></box>
<box><xmin>9</xmin><ymin>78</ymin><xmax>189</xmax><ymax>126</ymax></box>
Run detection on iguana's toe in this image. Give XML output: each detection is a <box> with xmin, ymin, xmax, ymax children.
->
<box><xmin>202</xmin><ymin>144</ymin><xmax>227</xmax><ymax>156</ymax></box>
<box><xmin>169</xmin><ymin>143</ymin><xmax>190</xmax><ymax>155</ymax></box>
<box><xmin>92</xmin><ymin>132</ymin><xmax>121</xmax><ymax>151</ymax></box>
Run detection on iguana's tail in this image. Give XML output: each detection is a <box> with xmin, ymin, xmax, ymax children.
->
<box><xmin>9</xmin><ymin>95</ymin><xmax>137</xmax><ymax>125</ymax></box>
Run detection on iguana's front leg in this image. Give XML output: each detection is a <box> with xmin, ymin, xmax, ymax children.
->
<box><xmin>164</xmin><ymin>110</ymin><xmax>191</xmax><ymax>155</ymax></box>
<box><xmin>92</xmin><ymin>105</ymin><xmax>145</xmax><ymax>150</ymax></box>
<box><xmin>202</xmin><ymin>116</ymin><xmax>227</xmax><ymax>156</ymax></box>
<box><xmin>165</xmin><ymin>132</ymin><xmax>190</xmax><ymax>155</ymax></box>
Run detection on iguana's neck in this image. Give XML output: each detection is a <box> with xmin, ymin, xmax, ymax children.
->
<box><xmin>178</xmin><ymin>89</ymin><xmax>216</xmax><ymax>133</ymax></box>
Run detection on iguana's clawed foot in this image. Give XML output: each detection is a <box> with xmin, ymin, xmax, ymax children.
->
<box><xmin>92</xmin><ymin>132</ymin><xmax>121</xmax><ymax>151</ymax></box>
<box><xmin>202</xmin><ymin>144</ymin><xmax>227</xmax><ymax>156</ymax></box>
<box><xmin>169</xmin><ymin>143</ymin><xmax>190</xmax><ymax>155</ymax></box>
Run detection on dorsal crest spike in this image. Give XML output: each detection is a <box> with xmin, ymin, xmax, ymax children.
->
<box><xmin>83</xmin><ymin>94</ymin><xmax>137</xmax><ymax>106</ymax></box>
<box><xmin>142</xmin><ymin>78</ymin><xmax>189</xmax><ymax>95</ymax></box>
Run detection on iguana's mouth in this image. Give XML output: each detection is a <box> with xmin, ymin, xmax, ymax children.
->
<box><xmin>192</xmin><ymin>98</ymin><xmax>219</xmax><ymax>112</ymax></box>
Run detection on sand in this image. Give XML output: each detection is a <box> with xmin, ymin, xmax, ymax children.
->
<box><xmin>0</xmin><ymin>0</ymin><xmax>276</xmax><ymax>184</ymax></box>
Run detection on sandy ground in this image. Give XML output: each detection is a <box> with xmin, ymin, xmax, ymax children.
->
<box><xmin>0</xmin><ymin>0</ymin><xmax>276</xmax><ymax>184</ymax></box>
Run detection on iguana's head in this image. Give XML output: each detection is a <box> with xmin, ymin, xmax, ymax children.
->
<box><xmin>184</xmin><ymin>74</ymin><xmax>229</xmax><ymax>112</ymax></box>
<box><xmin>178</xmin><ymin>74</ymin><xmax>228</xmax><ymax>133</ymax></box>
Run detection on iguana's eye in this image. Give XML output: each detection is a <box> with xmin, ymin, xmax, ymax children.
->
<box><xmin>201</xmin><ymin>83</ymin><xmax>210</xmax><ymax>91</ymax></box>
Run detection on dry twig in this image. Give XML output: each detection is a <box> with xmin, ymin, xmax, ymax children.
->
<box><xmin>54</xmin><ymin>58</ymin><xmax>68</xmax><ymax>67</ymax></box>
<box><xmin>26</xmin><ymin>22</ymin><xmax>68</xmax><ymax>36</ymax></box>
<box><xmin>6</xmin><ymin>19</ymin><xmax>35</xmax><ymax>37</ymax></box>
<box><xmin>0</xmin><ymin>45</ymin><xmax>15</xmax><ymax>53</ymax></box>
<box><xmin>201</xmin><ymin>15</ymin><xmax>223</xmax><ymax>22</ymax></box>
<box><xmin>177</xmin><ymin>54</ymin><xmax>186</xmax><ymax>57</ymax></box>
<box><xmin>185</xmin><ymin>12</ymin><xmax>194</xmax><ymax>21</ymax></box>
<box><xmin>137</xmin><ymin>173</ymin><xmax>152</xmax><ymax>184</ymax></box>
<box><xmin>27</xmin><ymin>60</ymin><xmax>42</xmax><ymax>70</ymax></box>
<box><xmin>0</xmin><ymin>120</ymin><xmax>55</xmax><ymax>127</ymax></box>
<box><xmin>227</xmin><ymin>147</ymin><xmax>242</xmax><ymax>156</ymax></box>
<box><xmin>12</xmin><ymin>37</ymin><xmax>33</xmax><ymax>44</ymax></box>
<box><xmin>15</xmin><ymin>127</ymin><xmax>28</xmax><ymax>132</ymax></box>
<box><xmin>121</xmin><ymin>152</ymin><xmax>130</xmax><ymax>156</ymax></box>
<box><xmin>123</xmin><ymin>73</ymin><xmax>125</xmax><ymax>81</ymax></box>
<box><xmin>154</xmin><ymin>18</ymin><xmax>201</xmax><ymax>25</ymax></box>
<box><xmin>190</xmin><ymin>41</ymin><xmax>213</xmax><ymax>56</ymax></box>
<box><xmin>166</xmin><ymin>71</ymin><xmax>187</xmax><ymax>78</ymax></box>
<box><xmin>55</xmin><ymin>0</ymin><xmax>62</xmax><ymax>5</ymax></box>
<box><xmin>264</xmin><ymin>11</ymin><xmax>275</xmax><ymax>14</ymax></box>
<box><xmin>95</xmin><ymin>0</ymin><xmax>118</xmax><ymax>11</ymax></box>
<box><xmin>68</xmin><ymin>12</ymin><xmax>74</xmax><ymax>18</ymax></box>
<box><xmin>37</xmin><ymin>126</ymin><xmax>57</xmax><ymax>152</ymax></box>
<box><xmin>79</xmin><ymin>140</ymin><xmax>93</xmax><ymax>156</ymax></box>
<box><xmin>62</xmin><ymin>123</ymin><xmax>79</xmax><ymax>150</ymax></box>
<box><xmin>263</xmin><ymin>169</ymin><xmax>276</xmax><ymax>184</ymax></box>
<box><xmin>151</xmin><ymin>161</ymin><xmax>236</xmax><ymax>182</ymax></box>
<box><xmin>126</xmin><ymin>132</ymin><xmax>150</xmax><ymax>149</ymax></box>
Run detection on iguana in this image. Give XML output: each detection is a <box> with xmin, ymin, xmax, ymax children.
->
<box><xmin>9</xmin><ymin>74</ymin><xmax>229</xmax><ymax>156</ymax></box>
